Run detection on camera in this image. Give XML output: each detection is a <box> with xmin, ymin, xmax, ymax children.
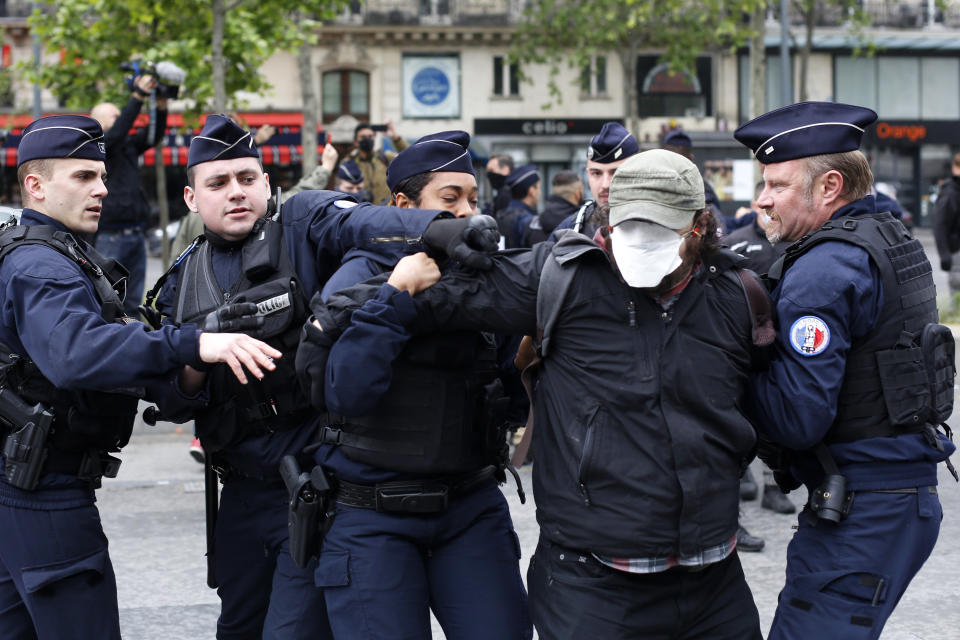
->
<box><xmin>120</xmin><ymin>60</ymin><xmax>185</xmax><ymax>100</ymax></box>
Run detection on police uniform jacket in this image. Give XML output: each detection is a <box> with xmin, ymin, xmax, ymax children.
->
<box><xmin>394</xmin><ymin>240</ymin><xmax>760</xmax><ymax>558</ymax></box>
<box><xmin>99</xmin><ymin>97</ymin><xmax>167</xmax><ymax>229</ymax></box>
<box><xmin>156</xmin><ymin>192</ymin><xmax>440</xmax><ymax>478</ymax></box>
<box><xmin>0</xmin><ymin>209</ymin><xmax>202</xmax><ymax>504</ymax></box>
<box><xmin>749</xmin><ymin>197</ymin><xmax>956</xmax><ymax>491</ymax></box>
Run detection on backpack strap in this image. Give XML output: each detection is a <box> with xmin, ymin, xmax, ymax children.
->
<box><xmin>728</xmin><ymin>267</ymin><xmax>776</xmax><ymax>347</ymax></box>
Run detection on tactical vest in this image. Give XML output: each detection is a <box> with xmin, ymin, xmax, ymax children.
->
<box><xmin>772</xmin><ymin>212</ymin><xmax>948</xmax><ymax>443</ymax></box>
<box><xmin>0</xmin><ymin>223</ymin><xmax>139</xmax><ymax>453</ymax></box>
<box><xmin>322</xmin><ymin>330</ymin><xmax>508</xmax><ymax>475</ymax></box>
<box><xmin>170</xmin><ymin>218</ymin><xmax>312</xmax><ymax>452</ymax></box>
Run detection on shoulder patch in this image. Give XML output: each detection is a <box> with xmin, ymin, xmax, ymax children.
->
<box><xmin>789</xmin><ymin>315</ymin><xmax>831</xmax><ymax>356</ymax></box>
<box><xmin>334</xmin><ymin>200</ymin><xmax>358</xmax><ymax>209</ymax></box>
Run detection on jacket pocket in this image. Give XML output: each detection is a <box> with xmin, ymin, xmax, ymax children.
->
<box><xmin>576</xmin><ymin>405</ymin><xmax>603</xmax><ymax>506</ymax></box>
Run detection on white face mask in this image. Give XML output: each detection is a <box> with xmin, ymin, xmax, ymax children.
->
<box><xmin>610</xmin><ymin>220</ymin><xmax>684</xmax><ymax>288</ymax></box>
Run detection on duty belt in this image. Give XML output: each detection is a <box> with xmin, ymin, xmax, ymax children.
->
<box><xmin>334</xmin><ymin>465</ymin><xmax>497</xmax><ymax>514</ymax></box>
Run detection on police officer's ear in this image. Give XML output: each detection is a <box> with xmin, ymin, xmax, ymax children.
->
<box><xmin>818</xmin><ymin>169</ymin><xmax>845</xmax><ymax>207</ymax></box>
<box><xmin>184</xmin><ymin>185</ymin><xmax>199</xmax><ymax>213</ymax></box>
<box><xmin>395</xmin><ymin>191</ymin><xmax>414</xmax><ymax>209</ymax></box>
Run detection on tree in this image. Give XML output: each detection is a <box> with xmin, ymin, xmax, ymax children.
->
<box><xmin>509</xmin><ymin>0</ymin><xmax>766</xmax><ymax>134</ymax></box>
<box><xmin>25</xmin><ymin>0</ymin><xmax>333</xmax><ymax>117</ymax></box>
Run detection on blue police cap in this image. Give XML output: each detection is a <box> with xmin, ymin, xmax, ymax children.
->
<box><xmin>587</xmin><ymin>122</ymin><xmax>639</xmax><ymax>164</ymax></box>
<box><xmin>663</xmin><ymin>129</ymin><xmax>692</xmax><ymax>148</ymax></box>
<box><xmin>17</xmin><ymin>115</ymin><xmax>105</xmax><ymax>167</ymax></box>
<box><xmin>734</xmin><ymin>101</ymin><xmax>878</xmax><ymax>163</ymax></box>
<box><xmin>337</xmin><ymin>160</ymin><xmax>364</xmax><ymax>185</ymax></box>
<box><xmin>187</xmin><ymin>114</ymin><xmax>259</xmax><ymax>168</ymax></box>
<box><xmin>386</xmin><ymin>130</ymin><xmax>475</xmax><ymax>193</ymax></box>
<box><xmin>505</xmin><ymin>164</ymin><xmax>540</xmax><ymax>197</ymax></box>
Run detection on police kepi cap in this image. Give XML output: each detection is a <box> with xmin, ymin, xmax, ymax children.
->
<box><xmin>663</xmin><ymin>129</ymin><xmax>692</xmax><ymax>148</ymax></box>
<box><xmin>587</xmin><ymin>122</ymin><xmax>639</xmax><ymax>164</ymax></box>
<box><xmin>608</xmin><ymin>149</ymin><xmax>705</xmax><ymax>229</ymax></box>
<box><xmin>505</xmin><ymin>164</ymin><xmax>540</xmax><ymax>198</ymax></box>
<box><xmin>386</xmin><ymin>130</ymin><xmax>475</xmax><ymax>193</ymax></box>
<box><xmin>187</xmin><ymin>114</ymin><xmax>259</xmax><ymax>168</ymax></box>
<box><xmin>337</xmin><ymin>160</ymin><xmax>364</xmax><ymax>185</ymax></box>
<box><xmin>17</xmin><ymin>115</ymin><xmax>106</xmax><ymax>167</ymax></box>
<box><xmin>733</xmin><ymin>101</ymin><xmax>878</xmax><ymax>164</ymax></box>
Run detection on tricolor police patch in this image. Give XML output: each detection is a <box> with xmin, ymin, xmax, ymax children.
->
<box><xmin>789</xmin><ymin>315</ymin><xmax>830</xmax><ymax>357</ymax></box>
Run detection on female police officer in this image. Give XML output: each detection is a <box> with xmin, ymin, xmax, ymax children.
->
<box><xmin>303</xmin><ymin>130</ymin><xmax>532</xmax><ymax>640</ymax></box>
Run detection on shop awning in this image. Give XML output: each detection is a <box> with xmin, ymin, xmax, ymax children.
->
<box><xmin>0</xmin><ymin>112</ymin><xmax>328</xmax><ymax>168</ymax></box>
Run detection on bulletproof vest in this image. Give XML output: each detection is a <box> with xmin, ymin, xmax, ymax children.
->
<box><xmin>0</xmin><ymin>223</ymin><xmax>139</xmax><ymax>452</ymax></box>
<box><xmin>773</xmin><ymin>212</ymin><xmax>943</xmax><ymax>443</ymax></box>
<box><xmin>171</xmin><ymin>218</ymin><xmax>312</xmax><ymax>452</ymax></box>
<box><xmin>326</xmin><ymin>331</ymin><xmax>507</xmax><ymax>475</ymax></box>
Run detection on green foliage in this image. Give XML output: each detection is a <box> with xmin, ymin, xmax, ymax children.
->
<box><xmin>509</xmin><ymin>0</ymin><xmax>766</xmax><ymax>107</ymax></box>
<box><xmin>22</xmin><ymin>0</ymin><xmax>344</xmax><ymax>118</ymax></box>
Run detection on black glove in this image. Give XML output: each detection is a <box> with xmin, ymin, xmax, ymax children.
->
<box><xmin>203</xmin><ymin>302</ymin><xmax>263</xmax><ymax>333</ymax></box>
<box><xmin>423</xmin><ymin>215</ymin><xmax>499</xmax><ymax>270</ymax></box>
<box><xmin>296</xmin><ymin>320</ymin><xmax>335</xmax><ymax>410</ymax></box>
<box><xmin>941</xmin><ymin>256</ymin><xmax>952</xmax><ymax>272</ymax></box>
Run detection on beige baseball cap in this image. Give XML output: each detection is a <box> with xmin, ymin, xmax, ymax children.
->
<box><xmin>608</xmin><ymin>149</ymin><xmax>705</xmax><ymax>230</ymax></box>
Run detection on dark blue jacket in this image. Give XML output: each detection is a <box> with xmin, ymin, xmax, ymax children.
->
<box><xmin>0</xmin><ymin>209</ymin><xmax>202</xmax><ymax>504</ymax></box>
<box><xmin>748</xmin><ymin>197</ymin><xmax>955</xmax><ymax>491</ymax></box>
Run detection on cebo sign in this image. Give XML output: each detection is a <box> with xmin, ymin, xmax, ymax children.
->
<box><xmin>521</xmin><ymin>120</ymin><xmax>570</xmax><ymax>135</ymax></box>
<box><xmin>876</xmin><ymin>122</ymin><xmax>927</xmax><ymax>142</ymax></box>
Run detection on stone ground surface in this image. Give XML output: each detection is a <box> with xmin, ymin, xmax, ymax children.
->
<box><xmin>102</xmin><ymin>228</ymin><xmax>960</xmax><ymax>639</ymax></box>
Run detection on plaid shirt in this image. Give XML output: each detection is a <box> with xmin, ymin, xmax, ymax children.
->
<box><xmin>594</xmin><ymin>534</ymin><xmax>738</xmax><ymax>574</ymax></box>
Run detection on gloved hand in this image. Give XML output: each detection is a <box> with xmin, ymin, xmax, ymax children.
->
<box><xmin>941</xmin><ymin>256</ymin><xmax>952</xmax><ymax>272</ymax></box>
<box><xmin>423</xmin><ymin>215</ymin><xmax>499</xmax><ymax>270</ymax></box>
<box><xmin>203</xmin><ymin>302</ymin><xmax>264</xmax><ymax>333</ymax></box>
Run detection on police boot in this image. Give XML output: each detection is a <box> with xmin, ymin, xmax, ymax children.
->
<box><xmin>761</xmin><ymin>484</ymin><xmax>796</xmax><ymax>514</ymax></box>
<box><xmin>736</xmin><ymin>525</ymin><xmax>765</xmax><ymax>553</ymax></box>
<box><xmin>739</xmin><ymin>468</ymin><xmax>758</xmax><ymax>501</ymax></box>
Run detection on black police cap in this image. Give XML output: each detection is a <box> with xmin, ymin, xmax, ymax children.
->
<box><xmin>386</xmin><ymin>130</ymin><xmax>475</xmax><ymax>193</ymax></box>
<box><xmin>17</xmin><ymin>115</ymin><xmax>106</xmax><ymax>167</ymax></box>
<box><xmin>734</xmin><ymin>101</ymin><xmax>878</xmax><ymax>164</ymax></box>
<box><xmin>187</xmin><ymin>114</ymin><xmax>260</xmax><ymax>168</ymax></box>
<box><xmin>587</xmin><ymin>122</ymin><xmax>639</xmax><ymax>164</ymax></box>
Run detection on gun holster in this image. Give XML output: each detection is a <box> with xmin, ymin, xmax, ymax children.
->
<box><xmin>280</xmin><ymin>455</ymin><xmax>334</xmax><ymax>568</ymax></box>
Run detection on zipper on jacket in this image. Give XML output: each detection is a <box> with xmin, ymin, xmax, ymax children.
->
<box><xmin>370</xmin><ymin>235</ymin><xmax>421</xmax><ymax>245</ymax></box>
<box><xmin>627</xmin><ymin>300</ymin><xmax>637</xmax><ymax>327</ymax></box>
<box><xmin>577</xmin><ymin>424</ymin><xmax>596</xmax><ymax>506</ymax></box>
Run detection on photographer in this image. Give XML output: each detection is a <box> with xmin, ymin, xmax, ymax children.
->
<box><xmin>348</xmin><ymin>119</ymin><xmax>408</xmax><ymax>204</ymax></box>
<box><xmin>90</xmin><ymin>73</ymin><xmax>168</xmax><ymax>318</ymax></box>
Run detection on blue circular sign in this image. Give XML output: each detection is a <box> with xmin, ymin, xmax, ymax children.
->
<box><xmin>412</xmin><ymin>66</ymin><xmax>450</xmax><ymax>106</ymax></box>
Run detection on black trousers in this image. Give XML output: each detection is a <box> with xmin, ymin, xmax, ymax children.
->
<box><xmin>528</xmin><ymin>535</ymin><xmax>763</xmax><ymax>640</ymax></box>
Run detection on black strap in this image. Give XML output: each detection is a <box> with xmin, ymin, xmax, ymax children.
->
<box><xmin>335</xmin><ymin>465</ymin><xmax>497</xmax><ymax>512</ymax></box>
<box><xmin>572</xmin><ymin>200</ymin><xmax>594</xmax><ymax>234</ymax></box>
<box><xmin>732</xmin><ymin>268</ymin><xmax>776</xmax><ymax>347</ymax></box>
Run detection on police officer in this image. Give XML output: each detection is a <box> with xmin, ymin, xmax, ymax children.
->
<box><xmin>331</xmin><ymin>159</ymin><xmax>371</xmax><ymax>202</ymax></box>
<box><xmin>0</xmin><ymin>115</ymin><xmax>279</xmax><ymax>640</ymax></box>
<box><xmin>149</xmin><ymin>116</ymin><xmax>495</xmax><ymax>640</ymax></box>
<box><xmin>307</xmin><ymin>149</ymin><xmax>767</xmax><ymax>639</ymax></box>
<box><xmin>735</xmin><ymin>102</ymin><xmax>957</xmax><ymax>640</ymax></box>
<box><xmin>551</xmin><ymin>121</ymin><xmax>640</xmax><ymax>239</ymax></box>
<box><xmin>496</xmin><ymin>163</ymin><xmax>540</xmax><ymax>248</ymax></box>
<box><xmin>300</xmin><ymin>130</ymin><xmax>532</xmax><ymax>639</ymax></box>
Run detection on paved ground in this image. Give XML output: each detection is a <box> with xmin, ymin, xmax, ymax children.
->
<box><xmin>99</xmin><ymin>229</ymin><xmax>960</xmax><ymax>639</ymax></box>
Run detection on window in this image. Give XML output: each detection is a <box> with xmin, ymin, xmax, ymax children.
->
<box><xmin>637</xmin><ymin>56</ymin><xmax>712</xmax><ymax>118</ymax></box>
<box><xmin>493</xmin><ymin>56</ymin><xmax>520</xmax><ymax>97</ymax></box>
<box><xmin>420</xmin><ymin>0</ymin><xmax>450</xmax><ymax>17</ymax></box>
<box><xmin>321</xmin><ymin>70</ymin><xmax>369</xmax><ymax>123</ymax></box>
<box><xmin>834</xmin><ymin>55</ymin><xmax>959</xmax><ymax>120</ymax></box>
<box><xmin>580</xmin><ymin>55</ymin><xmax>607</xmax><ymax>97</ymax></box>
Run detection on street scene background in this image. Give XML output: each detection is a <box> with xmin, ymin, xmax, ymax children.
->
<box><xmin>101</xmin><ymin>228</ymin><xmax>960</xmax><ymax>640</ymax></box>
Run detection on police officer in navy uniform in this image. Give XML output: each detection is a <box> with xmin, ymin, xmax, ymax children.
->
<box><xmin>551</xmin><ymin>121</ymin><xmax>640</xmax><ymax>240</ymax></box>
<box><xmin>496</xmin><ymin>163</ymin><xmax>540</xmax><ymax>248</ymax></box>
<box><xmin>150</xmin><ymin>116</ymin><xmax>495</xmax><ymax>640</ymax></box>
<box><xmin>0</xmin><ymin>115</ymin><xmax>279</xmax><ymax>640</ymax></box>
<box><xmin>299</xmin><ymin>130</ymin><xmax>532</xmax><ymax>639</ymax></box>
<box><xmin>735</xmin><ymin>102</ymin><xmax>957</xmax><ymax>640</ymax></box>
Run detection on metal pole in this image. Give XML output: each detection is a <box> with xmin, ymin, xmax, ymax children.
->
<box><xmin>780</xmin><ymin>0</ymin><xmax>792</xmax><ymax>106</ymax></box>
<box><xmin>31</xmin><ymin>3</ymin><xmax>41</xmax><ymax>119</ymax></box>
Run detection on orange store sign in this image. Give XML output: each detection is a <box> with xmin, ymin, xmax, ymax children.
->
<box><xmin>875</xmin><ymin>122</ymin><xmax>927</xmax><ymax>142</ymax></box>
